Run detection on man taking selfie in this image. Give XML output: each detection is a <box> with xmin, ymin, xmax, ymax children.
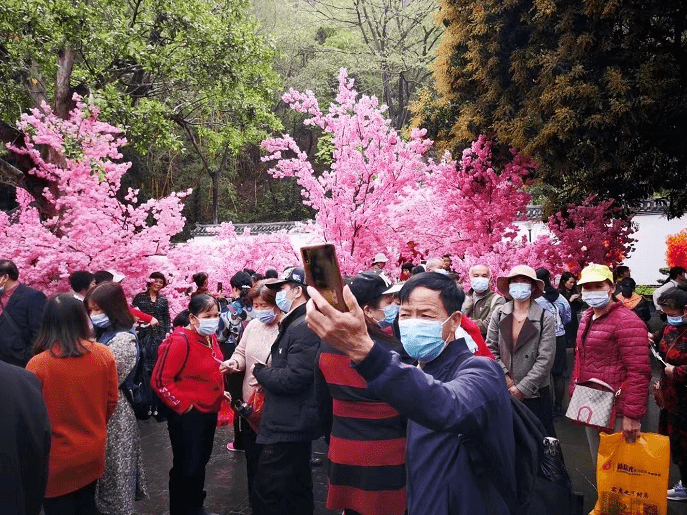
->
<box><xmin>305</xmin><ymin>272</ymin><xmax>517</xmax><ymax>515</ymax></box>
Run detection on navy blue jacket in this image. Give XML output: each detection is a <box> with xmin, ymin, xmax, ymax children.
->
<box><xmin>254</xmin><ymin>303</ymin><xmax>322</xmax><ymax>444</ymax></box>
<box><xmin>355</xmin><ymin>338</ymin><xmax>517</xmax><ymax>515</ymax></box>
<box><xmin>0</xmin><ymin>361</ymin><xmax>51</xmax><ymax>515</ymax></box>
<box><xmin>0</xmin><ymin>284</ymin><xmax>47</xmax><ymax>367</ymax></box>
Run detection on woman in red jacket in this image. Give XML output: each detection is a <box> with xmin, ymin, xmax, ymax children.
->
<box><xmin>152</xmin><ymin>294</ymin><xmax>224</xmax><ymax>515</ymax></box>
<box><xmin>570</xmin><ymin>264</ymin><xmax>652</xmax><ymax>464</ymax></box>
<box><xmin>27</xmin><ymin>294</ymin><xmax>118</xmax><ymax>515</ymax></box>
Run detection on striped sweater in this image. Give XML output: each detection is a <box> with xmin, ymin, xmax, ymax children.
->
<box><xmin>317</xmin><ymin>340</ymin><xmax>407</xmax><ymax>515</ymax></box>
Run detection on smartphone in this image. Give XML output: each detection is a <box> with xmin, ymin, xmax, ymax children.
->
<box><xmin>300</xmin><ymin>243</ymin><xmax>347</xmax><ymax>312</ymax></box>
<box><xmin>217</xmin><ymin>281</ymin><xmax>223</xmax><ymax>292</ymax></box>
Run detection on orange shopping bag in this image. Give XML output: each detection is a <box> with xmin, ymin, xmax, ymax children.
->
<box><xmin>591</xmin><ymin>432</ymin><xmax>670</xmax><ymax>515</ymax></box>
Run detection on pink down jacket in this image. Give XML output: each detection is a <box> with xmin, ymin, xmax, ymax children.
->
<box><xmin>569</xmin><ymin>301</ymin><xmax>652</xmax><ymax>421</ymax></box>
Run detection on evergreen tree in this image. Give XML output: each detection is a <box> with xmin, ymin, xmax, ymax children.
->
<box><xmin>414</xmin><ymin>0</ymin><xmax>687</xmax><ymax>216</ymax></box>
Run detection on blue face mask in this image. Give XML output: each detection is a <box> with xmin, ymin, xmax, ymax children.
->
<box><xmin>91</xmin><ymin>313</ymin><xmax>110</xmax><ymax>328</ymax></box>
<box><xmin>470</xmin><ymin>277</ymin><xmax>490</xmax><ymax>293</ymax></box>
<box><xmin>509</xmin><ymin>283</ymin><xmax>532</xmax><ymax>301</ymax></box>
<box><xmin>275</xmin><ymin>289</ymin><xmax>294</xmax><ymax>313</ymax></box>
<box><xmin>254</xmin><ymin>308</ymin><xmax>276</xmax><ymax>324</ymax></box>
<box><xmin>381</xmin><ymin>303</ymin><xmax>399</xmax><ymax>326</ymax></box>
<box><xmin>581</xmin><ymin>291</ymin><xmax>611</xmax><ymax>308</ymax></box>
<box><xmin>667</xmin><ymin>315</ymin><xmax>687</xmax><ymax>326</ymax></box>
<box><xmin>399</xmin><ymin>317</ymin><xmax>451</xmax><ymax>363</ymax></box>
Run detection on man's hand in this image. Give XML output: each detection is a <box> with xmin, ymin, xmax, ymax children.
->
<box><xmin>306</xmin><ymin>285</ymin><xmax>374</xmax><ymax>363</ymax></box>
<box><xmin>622</xmin><ymin>416</ymin><xmax>641</xmax><ymax>443</ymax></box>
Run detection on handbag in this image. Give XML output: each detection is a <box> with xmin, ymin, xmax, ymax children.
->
<box><xmin>566</xmin><ymin>378</ymin><xmax>622</xmax><ymax>430</ymax></box>
<box><xmin>245</xmin><ymin>387</ymin><xmax>265</xmax><ymax>432</ymax></box>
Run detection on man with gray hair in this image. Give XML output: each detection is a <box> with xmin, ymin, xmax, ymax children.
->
<box><xmin>425</xmin><ymin>257</ymin><xmax>446</xmax><ymax>274</ymax></box>
<box><xmin>461</xmin><ymin>264</ymin><xmax>505</xmax><ymax>337</ymax></box>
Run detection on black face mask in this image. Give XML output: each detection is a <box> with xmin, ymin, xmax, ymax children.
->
<box><xmin>621</xmin><ymin>287</ymin><xmax>633</xmax><ymax>297</ymax></box>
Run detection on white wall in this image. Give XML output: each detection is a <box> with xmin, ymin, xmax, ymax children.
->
<box><xmin>513</xmin><ymin>215</ymin><xmax>687</xmax><ymax>285</ymax></box>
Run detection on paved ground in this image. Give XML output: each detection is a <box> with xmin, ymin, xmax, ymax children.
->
<box><xmin>133</xmin><ymin>349</ymin><xmax>687</xmax><ymax>515</ymax></box>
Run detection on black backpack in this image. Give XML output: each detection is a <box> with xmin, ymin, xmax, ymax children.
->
<box><xmin>451</xmin><ymin>352</ymin><xmax>580</xmax><ymax>515</ymax></box>
<box><xmin>101</xmin><ymin>328</ymin><xmax>160</xmax><ymax>421</ymax></box>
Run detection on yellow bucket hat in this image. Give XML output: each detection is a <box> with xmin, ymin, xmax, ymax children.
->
<box><xmin>578</xmin><ymin>263</ymin><xmax>614</xmax><ymax>286</ymax></box>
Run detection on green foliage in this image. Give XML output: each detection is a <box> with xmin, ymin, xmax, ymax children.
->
<box><xmin>636</xmin><ymin>285</ymin><xmax>656</xmax><ymax>296</ymax></box>
<box><xmin>418</xmin><ymin>0</ymin><xmax>687</xmax><ymax>217</ymax></box>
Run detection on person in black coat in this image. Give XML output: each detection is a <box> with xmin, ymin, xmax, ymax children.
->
<box><xmin>0</xmin><ymin>260</ymin><xmax>47</xmax><ymax>367</ymax></box>
<box><xmin>0</xmin><ymin>360</ymin><xmax>52</xmax><ymax>515</ymax></box>
<box><xmin>252</xmin><ymin>267</ymin><xmax>322</xmax><ymax>515</ymax></box>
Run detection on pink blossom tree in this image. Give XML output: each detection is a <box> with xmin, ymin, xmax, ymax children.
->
<box><xmin>262</xmin><ymin>68</ymin><xmax>453</xmax><ymax>275</ymax></box>
<box><xmin>547</xmin><ymin>195</ymin><xmax>636</xmax><ymax>273</ymax></box>
<box><xmin>2</xmin><ymin>97</ymin><xmax>189</xmax><ymax>300</ymax></box>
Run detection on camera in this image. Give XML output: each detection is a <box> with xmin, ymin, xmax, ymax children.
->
<box><xmin>233</xmin><ymin>399</ymin><xmax>253</xmax><ymax>419</ymax></box>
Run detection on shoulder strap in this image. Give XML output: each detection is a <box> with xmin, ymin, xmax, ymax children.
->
<box><xmin>490</xmin><ymin>294</ymin><xmax>500</xmax><ymax>310</ymax></box>
<box><xmin>179</xmin><ymin>333</ymin><xmax>191</xmax><ymax>372</ymax></box>
<box><xmin>0</xmin><ymin>307</ymin><xmax>21</xmax><ymax>333</ymax></box>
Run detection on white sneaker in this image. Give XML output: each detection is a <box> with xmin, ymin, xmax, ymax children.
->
<box><xmin>668</xmin><ymin>481</ymin><xmax>687</xmax><ymax>501</ymax></box>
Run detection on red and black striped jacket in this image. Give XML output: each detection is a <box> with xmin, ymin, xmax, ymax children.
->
<box><xmin>317</xmin><ymin>339</ymin><xmax>407</xmax><ymax>515</ymax></box>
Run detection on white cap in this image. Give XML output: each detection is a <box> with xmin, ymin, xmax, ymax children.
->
<box><xmin>108</xmin><ymin>270</ymin><xmax>125</xmax><ymax>283</ymax></box>
<box><xmin>373</xmin><ymin>253</ymin><xmax>389</xmax><ymax>263</ymax></box>
<box><xmin>383</xmin><ymin>282</ymin><xmax>405</xmax><ymax>295</ymax></box>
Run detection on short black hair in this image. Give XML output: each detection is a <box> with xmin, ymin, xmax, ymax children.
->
<box><xmin>0</xmin><ymin>259</ymin><xmax>19</xmax><ymax>281</ymax></box>
<box><xmin>265</xmin><ymin>268</ymin><xmax>279</xmax><ymax>279</ymax></box>
<box><xmin>401</xmin><ymin>262</ymin><xmax>414</xmax><ymax>272</ymax></box>
<box><xmin>173</xmin><ymin>310</ymin><xmax>190</xmax><ymax>328</ymax></box>
<box><xmin>69</xmin><ymin>270</ymin><xmax>94</xmax><ymax>293</ymax></box>
<box><xmin>149</xmin><ymin>271</ymin><xmax>167</xmax><ymax>287</ymax></box>
<box><xmin>399</xmin><ymin>272</ymin><xmax>465</xmax><ymax>314</ymax></box>
<box><xmin>618</xmin><ymin>277</ymin><xmax>636</xmax><ymax>290</ymax></box>
<box><xmin>670</xmin><ymin>267</ymin><xmax>686</xmax><ymax>280</ymax></box>
<box><xmin>658</xmin><ymin>287</ymin><xmax>687</xmax><ymax>311</ymax></box>
<box><xmin>188</xmin><ymin>293</ymin><xmax>219</xmax><ymax>316</ymax></box>
<box><xmin>94</xmin><ymin>270</ymin><xmax>114</xmax><ymax>284</ymax></box>
<box><xmin>34</xmin><ymin>293</ymin><xmax>92</xmax><ymax>357</ymax></box>
<box><xmin>411</xmin><ymin>265</ymin><xmax>425</xmax><ymax>276</ymax></box>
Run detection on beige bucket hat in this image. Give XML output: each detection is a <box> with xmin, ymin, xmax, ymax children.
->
<box><xmin>496</xmin><ymin>265</ymin><xmax>545</xmax><ymax>299</ymax></box>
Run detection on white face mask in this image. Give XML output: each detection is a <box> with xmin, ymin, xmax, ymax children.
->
<box><xmin>470</xmin><ymin>277</ymin><xmax>490</xmax><ymax>293</ymax></box>
<box><xmin>509</xmin><ymin>282</ymin><xmax>532</xmax><ymax>301</ymax></box>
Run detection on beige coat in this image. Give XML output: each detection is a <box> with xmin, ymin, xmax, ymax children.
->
<box><xmin>486</xmin><ymin>300</ymin><xmax>556</xmax><ymax>399</ymax></box>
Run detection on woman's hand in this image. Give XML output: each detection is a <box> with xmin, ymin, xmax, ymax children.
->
<box><xmin>570</xmin><ymin>294</ymin><xmax>580</xmax><ymax>302</ymax></box>
<box><xmin>622</xmin><ymin>416</ymin><xmax>641</xmax><ymax>443</ymax></box>
<box><xmin>665</xmin><ymin>364</ymin><xmax>675</xmax><ymax>378</ymax></box>
<box><xmin>508</xmin><ymin>385</ymin><xmax>524</xmax><ymax>401</ymax></box>
<box><xmin>220</xmin><ymin>359</ymin><xmax>241</xmax><ymax>374</ymax></box>
<box><xmin>223</xmin><ymin>392</ymin><xmax>233</xmax><ymax>403</ymax></box>
<box><xmin>149</xmin><ymin>317</ymin><xmax>159</xmax><ymax>327</ymax></box>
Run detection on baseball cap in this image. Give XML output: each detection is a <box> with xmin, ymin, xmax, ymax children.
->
<box><xmin>347</xmin><ymin>272</ymin><xmax>392</xmax><ymax>307</ymax></box>
<box><xmin>265</xmin><ymin>267</ymin><xmax>307</xmax><ymax>289</ymax></box>
<box><xmin>578</xmin><ymin>263</ymin><xmax>614</xmax><ymax>286</ymax></box>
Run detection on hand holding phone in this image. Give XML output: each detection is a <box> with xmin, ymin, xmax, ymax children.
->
<box><xmin>301</xmin><ymin>244</ymin><xmax>347</xmax><ymax>312</ymax></box>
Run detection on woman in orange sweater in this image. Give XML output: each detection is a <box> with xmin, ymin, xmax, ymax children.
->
<box><xmin>26</xmin><ymin>294</ymin><xmax>118</xmax><ymax>515</ymax></box>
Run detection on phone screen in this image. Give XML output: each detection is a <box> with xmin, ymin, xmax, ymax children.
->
<box><xmin>217</xmin><ymin>282</ymin><xmax>223</xmax><ymax>292</ymax></box>
<box><xmin>301</xmin><ymin>244</ymin><xmax>347</xmax><ymax>311</ymax></box>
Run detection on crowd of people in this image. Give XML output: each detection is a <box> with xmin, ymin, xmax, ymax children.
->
<box><xmin>2</xmin><ymin>254</ymin><xmax>687</xmax><ymax>515</ymax></box>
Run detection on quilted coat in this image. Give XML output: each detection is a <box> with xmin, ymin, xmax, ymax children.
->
<box><xmin>569</xmin><ymin>301</ymin><xmax>651</xmax><ymax>420</ymax></box>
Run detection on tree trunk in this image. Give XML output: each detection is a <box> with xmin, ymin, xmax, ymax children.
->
<box><xmin>55</xmin><ymin>44</ymin><xmax>76</xmax><ymax>119</ymax></box>
<box><xmin>211</xmin><ymin>171</ymin><xmax>219</xmax><ymax>224</ymax></box>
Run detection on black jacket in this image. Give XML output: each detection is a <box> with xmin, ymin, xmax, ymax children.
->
<box><xmin>0</xmin><ymin>284</ymin><xmax>47</xmax><ymax>367</ymax></box>
<box><xmin>254</xmin><ymin>303</ymin><xmax>322</xmax><ymax>444</ymax></box>
<box><xmin>0</xmin><ymin>361</ymin><xmax>51</xmax><ymax>515</ymax></box>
